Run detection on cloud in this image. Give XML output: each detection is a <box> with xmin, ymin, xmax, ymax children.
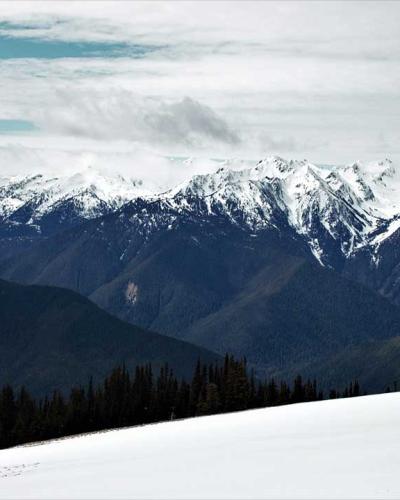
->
<box><xmin>1</xmin><ymin>2</ymin><xmax>399</xmax><ymax>58</ymax></box>
<box><xmin>143</xmin><ymin>97</ymin><xmax>240</xmax><ymax>146</ymax></box>
<box><xmin>0</xmin><ymin>2</ymin><xmax>399</xmax><ymax>165</ymax></box>
<box><xmin>32</xmin><ymin>90</ymin><xmax>240</xmax><ymax>149</ymax></box>
<box><xmin>0</xmin><ymin>142</ymin><xmax>234</xmax><ymax>192</ymax></box>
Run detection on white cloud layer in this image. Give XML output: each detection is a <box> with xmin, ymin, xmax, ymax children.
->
<box><xmin>0</xmin><ymin>1</ymin><xmax>399</xmax><ymax>173</ymax></box>
<box><xmin>0</xmin><ymin>141</ymin><xmax>238</xmax><ymax>192</ymax></box>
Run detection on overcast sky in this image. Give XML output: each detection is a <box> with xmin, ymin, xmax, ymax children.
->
<box><xmin>0</xmin><ymin>1</ymin><xmax>399</xmax><ymax>179</ymax></box>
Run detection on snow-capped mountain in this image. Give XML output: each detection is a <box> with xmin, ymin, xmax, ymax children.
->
<box><xmin>0</xmin><ymin>165</ymin><xmax>152</xmax><ymax>259</ymax></box>
<box><xmin>1</xmin><ymin>155</ymin><xmax>400</xmax><ymax>277</ymax></box>
<box><xmin>0</xmin><ymin>166</ymin><xmax>150</xmax><ymax>225</ymax></box>
<box><xmin>158</xmin><ymin>156</ymin><xmax>399</xmax><ymax>267</ymax></box>
<box><xmin>1</xmin><ymin>156</ymin><xmax>399</xmax><ymax>262</ymax></box>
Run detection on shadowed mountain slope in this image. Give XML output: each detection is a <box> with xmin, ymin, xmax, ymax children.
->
<box><xmin>0</xmin><ymin>279</ymin><xmax>220</xmax><ymax>395</ymax></box>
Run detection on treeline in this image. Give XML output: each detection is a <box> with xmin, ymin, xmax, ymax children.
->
<box><xmin>0</xmin><ymin>355</ymin><xmax>360</xmax><ymax>449</ymax></box>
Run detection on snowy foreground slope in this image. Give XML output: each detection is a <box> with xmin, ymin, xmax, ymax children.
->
<box><xmin>1</xmin><ymin>394</ymin><xmax>399</xmax><ymax>499</ymax></box>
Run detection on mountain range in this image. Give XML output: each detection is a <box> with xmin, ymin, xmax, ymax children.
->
<box><xmin>1</xmin><ymin>156</ymin><xmax>400</xmax><ymax>392</ymax></box>
<box><xmin>2</xmin><ymin>156</ymin><xmax>400</xmax><ymax>279</ymax></box>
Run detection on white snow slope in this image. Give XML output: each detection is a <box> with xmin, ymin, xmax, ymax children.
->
<box><xmin>0</xmin><ymin>393</ymin><xmax>399</xmax><ymax>499</ymax></box>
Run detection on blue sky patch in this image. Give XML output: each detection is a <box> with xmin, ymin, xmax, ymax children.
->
<box><xmin>0</xmin><ymin>25</ymin><xmax>159</xmax><ymax>59</ymax></box>
<box><xmin>0</xmin><ymin>120</ymin><xmax>37</xmax><ymax>133</ymax></box>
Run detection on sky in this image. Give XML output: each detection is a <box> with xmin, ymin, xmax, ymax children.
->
<box><xmin>0</xmin><ymin>1</ymin><xmax>399</xmax><ymax>182</ymax></box>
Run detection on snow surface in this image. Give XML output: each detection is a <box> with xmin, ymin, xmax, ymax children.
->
<box><xmin>1</xmin><ymin>393</ymin><xmax>399</xmax><ymax>499</ymax></box>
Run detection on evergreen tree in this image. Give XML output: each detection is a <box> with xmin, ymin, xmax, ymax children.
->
<box><xmin>13</xmin><ymin>387</ymin><xmax>37</xmax><ymax>445</ymax></box>
<box><xmin>292</xmin><ymin>375</ymin><xmax>305</xmax><ymax>403</ymax></box>
<box><xmin>0</xmin><ymin>385</ymin><xmax>17</xmax><ymax>448</ymax></box>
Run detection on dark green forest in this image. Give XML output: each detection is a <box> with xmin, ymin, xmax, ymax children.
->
<box><xmin>0</xmin><ymin>355</ymin><xmax>362</xmax><ymax>450</ymax></box>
